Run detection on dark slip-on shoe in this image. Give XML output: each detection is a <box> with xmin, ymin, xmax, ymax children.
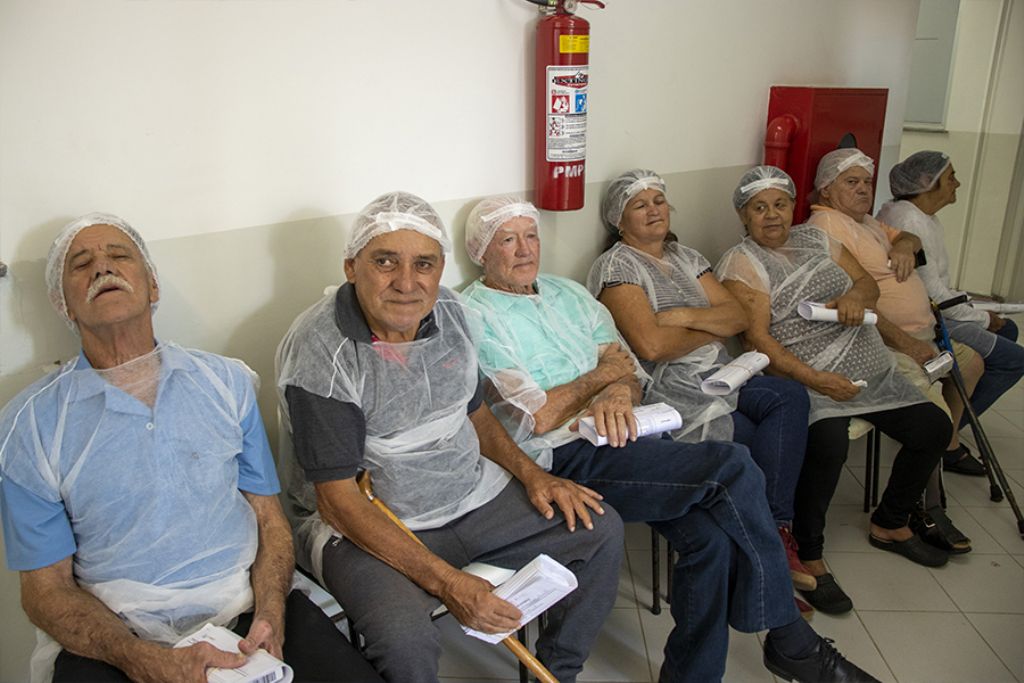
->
<box><xmin>798</xmin><ymin>572</ymin><xmax>853</xmax><ymax>615</ymax></box>
<box><xmin>869</xmin><ymin>533</ymin><xmax>949</xmax><ymax>567</ymax></box>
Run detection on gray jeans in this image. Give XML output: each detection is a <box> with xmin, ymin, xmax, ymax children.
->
<box><xmin>321</xmin><ymin>480</ymin><xmax>624</xmax><ymax>683</ymax></box>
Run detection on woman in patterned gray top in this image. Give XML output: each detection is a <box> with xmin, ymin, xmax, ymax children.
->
<box><xmin>718</xmin><ymin>166</ymin><xmax>955</xmax><ymax>614</ymax></box>
<box><xmin>590</xmin><ymin>168</ymin><xmax>816</xmax><ymax>596</ymax></box>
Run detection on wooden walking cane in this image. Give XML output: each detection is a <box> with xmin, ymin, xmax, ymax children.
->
<box><xmin>356</xmin><ymin>471</ymin><xmax>558</xmax><ymax>683</ymax></box>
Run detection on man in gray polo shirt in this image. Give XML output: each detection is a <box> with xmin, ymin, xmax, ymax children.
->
<box><xmin>275</xmin><ymin>191</ymin><xmax>623</xmax><ymax>683</ymax></box>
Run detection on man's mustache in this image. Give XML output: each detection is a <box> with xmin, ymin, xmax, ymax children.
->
<box><xmin>86</xmin><ymin>274</ymin><xmax>135</xmax><ymax>302</ymax></box>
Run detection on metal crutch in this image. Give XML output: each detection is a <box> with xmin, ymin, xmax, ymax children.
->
<box><xmin>932</xmin><ymin>296</ymin><xmax>1024</xmax><ymax>539</ymax></box>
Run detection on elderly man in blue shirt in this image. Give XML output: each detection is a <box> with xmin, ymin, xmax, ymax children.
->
<box><xmin>0</xmin><ymin>213</ymin><xmax>380</xmax><ymax>683</ymax></box>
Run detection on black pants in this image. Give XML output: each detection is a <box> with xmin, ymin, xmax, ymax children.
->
<box><xmin>793</xmin><ymin>401</ymin><xmax>952</xmax><ymax>561</ymax></box>
<box><xmin>52</xmin><ymin>589</ymin><xmax>383</xmax><ymax>683</ymax></box>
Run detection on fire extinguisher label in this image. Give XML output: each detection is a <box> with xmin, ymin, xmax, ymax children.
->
<box><xmin>546</xmin><ymin>65</ymin><xmax>588</xmax><ymax>163</ymax></box>
<box><xmin>558</xmin><ymin>34</ymin><xmax>590</xmax><ymax>54</ymax></box>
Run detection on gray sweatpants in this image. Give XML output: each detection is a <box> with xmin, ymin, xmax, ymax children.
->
<box><xmin>321</xmin><ymin>480</ymin><xmax>624</xmax><ymax>683</ymax></box>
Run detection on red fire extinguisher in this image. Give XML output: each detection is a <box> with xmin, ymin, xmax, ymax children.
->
<box><xmin>531</xmin><ymin>0</ymin><xmax>604</xmax><ymax>211</ymax></box>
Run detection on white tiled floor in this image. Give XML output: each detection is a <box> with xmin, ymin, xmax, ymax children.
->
<box><xmin>438</xmin><ymin>367</ymin><xmax>1024</xmax><ymax>682</ymax></box>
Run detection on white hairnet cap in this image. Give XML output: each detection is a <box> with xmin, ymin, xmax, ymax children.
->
<box><xmin>814</xmin><ymin>148</ymin><xmax>876</xmax><ymax>191</ymax></box>
<box><xmin>733</xmin><ymin>165</ymin><xmax>797</xmax><ymax>210</ymax></box>
<box><xmin>464</xmin><ymin>196</ymin><xmax>541</xmax><ymax>266</ymax></box>
<box><xmin>45</xmin><ymin>212</ymin><xmax>159</xmax><ymax>332</ymax></box>
<box><xmin>601</xmin><ymin>169</ymin><xmax>666</xmax><ymax>232</ymax></box>
<box><xmin>345</xmin><ymin>191</ymin><xmax>452</xmax><ymax>259</ymax></box>
<box><xmin>889</xmin><ymin>151</ymin><xmax>951</xmax><ymax>198</ymax></box>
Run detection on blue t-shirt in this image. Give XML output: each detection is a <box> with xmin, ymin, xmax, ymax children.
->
<box><xmin>0</xmin><ymin>343</ymin><xmax>278</xmax><ymax>584</ymax></box>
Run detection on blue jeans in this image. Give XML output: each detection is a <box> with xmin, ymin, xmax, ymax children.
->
<box><xmin>552</xmin><ymin>436</ymin><xmax>798</xmax><ymax>683</ymax></box>
<box><xmin>730</xmin><ymin>375</ymin><xmax>810</xmax><ymax>524</ymax></box>
<box><xmin>950</xmin><ymin>319</ymin><xmax>1023</xmax><ymax>423</ymax></box>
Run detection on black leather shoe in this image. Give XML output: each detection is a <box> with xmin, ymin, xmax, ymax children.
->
<box><xmin>798</xmin><ymin>573</ymin><xmax>853</xmax><ymax>614</ymax></box>
<box><xmin>869</xmin><ymin>533</ymin><xmax>949</xmax><ymax>567</ymax></box>
<box><xmin>764</xmin><ymin>636</ymin><xmax>880</xmax><ymax>682</ymax></box>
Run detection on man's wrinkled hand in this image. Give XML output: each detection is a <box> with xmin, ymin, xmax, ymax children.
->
<box><xmin>439</xmin><ymin>569</ymin><xmax>522</xmax><ymax>635</ymax></box>
<box><xmin>133</xmin><ymin>642</ymin><xmax>246</xmax><ymax>683</ymax></box>
<box><xmin>521</xmin><ymin>469</ymin><xmax>604</xmax><ymax>532</ymax></box>
<box><xmin>583</xmin><ymin>383</ymin><xmax>638</xmax><ymax>448</ymax></box>
<box><xmin>240</xmin><ymin>615</ymin><xmax>284</xmax><ymax>660</ymax></box>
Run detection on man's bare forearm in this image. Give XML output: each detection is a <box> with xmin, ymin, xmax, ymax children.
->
<box><xmin>876</xmin><ymin>314</ymin><xmax>920</xmax><ymax>353</ymax></box>
<box><xmin>243</xmin><ymin>493</ymin><xmax>294</xmax><ymax>627</ymax></box>
<box><xmin>315</xmin><ymin>479</ymin><xmax>461</xmax><ymax>598</ymax></box>
<box><xmin>532</xmin><ymin>365</ymin><xmax>619</xmax><ymax>434</ymax></box>
<box><xmin>470</xmin><ymin>403</ymin><xmax>548</xmax><ymax>485</ymax></box>
<box><xmin>21</xmin><ymin>559</ymin><xmax>166</xmax><ymax>679</ymax></box>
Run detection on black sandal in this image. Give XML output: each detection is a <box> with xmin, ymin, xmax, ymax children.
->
<box><xmin>925</xmin><ymin>505</ymin><xmax>972</xmax><ymax>554</ymax></box>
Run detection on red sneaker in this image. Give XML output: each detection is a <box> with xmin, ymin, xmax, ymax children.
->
<box><xmin>779</xmin><ymin>526</ymin><xmax>817</xmax><ymax>591</ymax></box>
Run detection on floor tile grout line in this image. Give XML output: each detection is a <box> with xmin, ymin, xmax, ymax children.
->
<box><xmin>956</xmin><ymin>611</ymin><xmax>1019</xmax><ymax>682</ymax></box>
<box><xmin>850</xmin><ymin>608</ymin><xmax>899</xmax><ymax>683</ymax></box>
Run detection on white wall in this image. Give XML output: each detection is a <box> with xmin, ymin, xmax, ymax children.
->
<box><xmin>0</xmin><ymin>1</ymin><xmax>921</xmax><ymax>680</ymax></box>
<box><xmin>900</xmin><ymin>0</ymin><xmax>1023</xmax><ymax>293</ymax></box>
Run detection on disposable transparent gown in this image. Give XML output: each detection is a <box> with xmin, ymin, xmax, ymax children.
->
<box><xmin>275</xmin><ymin>287</ymin><xmax>510</xmax><ymax>582</ymax></box>
<box><xmin>587</xmin><ymin>242</ymin><xmax>734</xmax><ymax>442</ymax></box>
<box><xmin>0</xmin><ymin>344</ymin><xmax>260</xmax><ymax>680</ymax></box>
<box><xmin>715</xmin><ymin>226</ymin><xmax>927</xmax><ymax>423</ymax></box>
<box><xmin>462</xmin><ymin>275</ymin><xmax>648</xmax><ymax>467</ymax></box>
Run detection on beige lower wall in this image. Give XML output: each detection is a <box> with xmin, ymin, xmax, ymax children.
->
<box><xmin>899</xmin><ymin>129</ymin><xmax>1022</xmax><ymax>295</ymax></box>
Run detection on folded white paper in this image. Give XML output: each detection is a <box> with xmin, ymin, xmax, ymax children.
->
<box><xmin>175</xmin><ymin>624</ymin><xmax>293</xmax><ymax>683</ymax></box>
<box><xmin>700</xmin><ymin>351</ymin><xmax>770</xmax><ymax>395</ymax></box>
<box><xmin>798</xmin><ymin>301</ymin><xmax>878</xmax><ymax>325</ymax></box>
<box><xmin>969</xmin><ymin>301</ymin><xmax>1024</xmax><ymax>314</ymax></box>
<box><xmin>923</xmin><ymin>351</ymin><xmax>954</xmax><ymax>383</ymax></box>
<box><xmin>577</xmin><ymin>402</ymin><xmax>682</xmax><ymax>446</ymax></box>
<box><xmin>462</xmin><ymin>554</ymin><xmax>577</xmax><ymax>644</ymax></box>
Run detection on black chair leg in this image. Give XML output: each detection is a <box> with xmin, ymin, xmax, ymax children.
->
<box><xmin>666</xmin><ymin>541</ymin><xmax>673</xmax><ymax>604</ymax></box>
<box><xmin>871</xmin><ymin>429</ymin><xmax>881</xmax><ymax>508</ymax></box>
<box><xmin>651</xmin><ymin>527</ymin><xmax>661</xmax><ymax>615</ymax></box>
<box><xmin>863</xmin><ymin>429</ymin><xmax>873</xmax><ymax>513</ymax></box>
